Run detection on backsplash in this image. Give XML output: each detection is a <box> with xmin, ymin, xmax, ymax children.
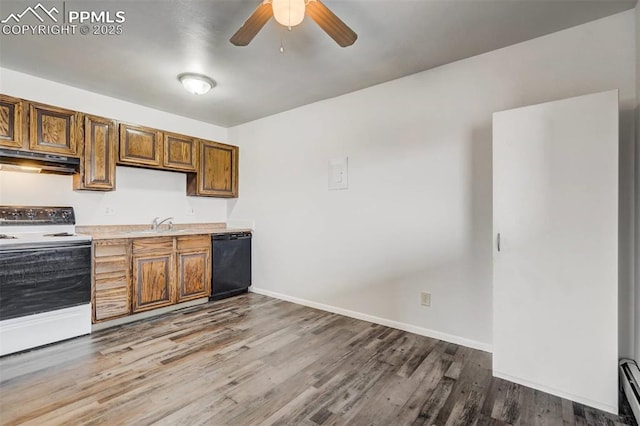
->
<box><xmin>0</xmin><ymin>166</ymin><xmax>227</xmax><ymax>225</ymax></box>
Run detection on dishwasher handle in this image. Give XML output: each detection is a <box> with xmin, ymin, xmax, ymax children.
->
<box><xmin>231</xmin><ymin>232</ymin><xmax>252</xmax><ymax>240</ymax></box>
<box><xmin>212</xmin><ymin>232</ymin><xmax>252</xmax><ymax>241</ymax></box>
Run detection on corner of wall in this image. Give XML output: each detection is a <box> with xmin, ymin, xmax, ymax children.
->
<box><xmin>633</xmin><ymin>2</ymin><xmax>640</xmax><ymax>361</ymax></box>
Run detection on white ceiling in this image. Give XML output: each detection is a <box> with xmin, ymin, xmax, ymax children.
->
<box><xmin>0</xmin><ymin>0</ymin><xmax>636</xmax><ymax>127</ymax></box>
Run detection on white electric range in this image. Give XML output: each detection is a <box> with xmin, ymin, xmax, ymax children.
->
<box><xmin>0</xmin><ymin>206</ymin><xmax>92</xmax><ymax>356</ymax></box>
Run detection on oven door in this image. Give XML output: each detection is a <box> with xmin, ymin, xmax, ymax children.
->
<box><xmin>0</xmin><ymin>241</ymin><xmax>91</xmax><ymax>321</ymax></box>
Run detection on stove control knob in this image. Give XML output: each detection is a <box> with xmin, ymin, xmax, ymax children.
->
<box><xmin>26</xmin><ymin>210</ymin><xmax>36</xmax><ymax>220</ymax></box>
<box><xmin>60</xmin><ymin>210</ymin><xmax>72</xmax><ymax>223</ymax></box>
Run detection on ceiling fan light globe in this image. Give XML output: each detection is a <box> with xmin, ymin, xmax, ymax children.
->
<box><xmin>178</xmin><ymin>73</ymin><xmax>215</xmax><ymax>95</ymax></box>
<box><xmin>272</xmin><ymin>0</ymin><xmax>305</xmax><ymax>27</ymax></box>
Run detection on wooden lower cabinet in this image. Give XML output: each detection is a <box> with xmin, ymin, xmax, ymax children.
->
<box><xmin>176</xmin><ymin>235</ymin><xmax>211</xmax><ymax>302</ymax></box>
<box><xmin>93</xmin><ymin>235</ymin><xmax>211</xmax><ymax>320</ymax></box>
<box><xmin>93</xmin><ymin>239</ymin><xmax>131</xmax><ymax>322</ymax></box>
<box><xmin>132</xmin><ymin>237</ymin><xmax>175</xmax><ymax>313</ymax></box>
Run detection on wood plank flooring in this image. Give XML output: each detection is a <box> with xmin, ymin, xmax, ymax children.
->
<box><xmin>0</xmin><ymin>293</ymin><xmax>635</xmax><ymax>425</ymax></box>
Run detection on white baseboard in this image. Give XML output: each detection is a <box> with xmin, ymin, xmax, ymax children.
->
<box><xmin>493</xmin><ymin>370</ymin><xmax>617</xmax><ymax>415</ymax></box>
<box><xmin>249</xmin><ymin>287</ymin><xmax>492</xmax><ymax>353</ymax></box>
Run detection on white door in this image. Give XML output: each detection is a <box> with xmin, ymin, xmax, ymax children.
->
<box><xmin>492</xmin><ymin>90</ymin><xmax>619</xmax><ymax>414</ymax></box>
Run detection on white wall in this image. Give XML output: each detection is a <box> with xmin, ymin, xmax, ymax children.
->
<box><xmin>0</xmin><ymin>68</ymin><xmax>228</xmax><ymax>225</ymax></box>
<box><xmin>228</xmin><ymin>11</ymin><xmax>636</xmax><ymax>351</ymax></box>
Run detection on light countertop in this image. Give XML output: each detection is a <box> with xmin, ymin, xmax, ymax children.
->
<box><xmin>76</xmin><ymin>223</ymin><xmax>252</xmax><ymax>240</ymax></box>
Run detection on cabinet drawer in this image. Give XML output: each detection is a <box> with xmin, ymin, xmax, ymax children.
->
<box><xmin>94</xmin><ymin>240</ymin><xmax>128</xmax><ymax>258</ymax></box>
<box><xmin>132</xmin><ymin>237</ymin><xmax>173</xmax><ymax>254</ymax></box>
<box><xmin>176</xmin><ymin>235</ymin><xmax>210</xmax><ymax>251</ymax></box>
<box><xmin>96</xmin><ymin>274</ymin><xmax>128</xmax><ymax>290</ymax></box>
<box><xmin>95</xmin><ymin>257</ymin><xmax>128</xmax><ymax>275</ymax></box>
<box><xmin>95</xmin><ymin>284</ymin><xmax>130</xmax><ymax>321</ymax></box>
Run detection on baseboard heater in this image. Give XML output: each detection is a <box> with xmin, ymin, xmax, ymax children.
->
<box><xmin>620</xmin><ymin>359</ymin><xmax>640</xmax><ymax>422</ymax></box>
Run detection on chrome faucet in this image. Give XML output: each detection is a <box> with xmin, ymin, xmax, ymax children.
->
<box><xmin>151</xmin><ymin>216</ymin><xmax>174</xmax><ymax>231</ymax></box>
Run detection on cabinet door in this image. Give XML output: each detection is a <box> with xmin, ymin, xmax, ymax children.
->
<box><xmin>176</xmin><ymin>235</ymin><xmax>211</xmax><ymax>302</ymax></box>
<box><xmin>29</xmin><ymin>102</ymin><xmax>78</xmax><ymax>155</ymax></box>
<box><xmin>0</xmin><ymin>95</ymin><xmax>23</xmax><ymax>149</ymax></box>
<box><xmin>132</xmin><ymin>238</ymin><xmax>174</xmax><ymax>312</ymax></box>
<box><xmin>187</xmin><ymin>140</ymin><xmax>238</xmax><ymax>198</ymax></box>
<box><xmin>93</xmin><ymin>239</ymin><xmax>131</xmax><ymax>322</ymax></box>
<box><xmin>164</xmin><ymin>132</ymin><xmax>196</xmax><ymax>171</ymax></box>
<box><xmin>74</xmin><ymin>115</ymin><xmax>117</xmax><ymax>191</ymax></box>
<box><xmin>119</xmin><ymin>123</ymin><xmax>162</xmax><ymax>167</ymax></box>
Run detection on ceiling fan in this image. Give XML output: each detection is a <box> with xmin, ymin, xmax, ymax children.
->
<box><xmin>230</xmin><ymin>0</ymin><xmax>357</xmax><ymax>48</ymax></box>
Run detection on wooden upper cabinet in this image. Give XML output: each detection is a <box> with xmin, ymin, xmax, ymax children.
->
<box><xmin>29</xmin><ymin>102</ymin><xmax>78</xmax><ymax>155</ymax></box>
<box><xmin>0</xmin><ymin>96</ymin><xmax>241</xmax><ymax>199</ymax></box>
<box><xmin>187</xmin><ymin>140</ymin><xmax>239</xmax><ymax>198</ymax></box>
<box><xmin>164</xmin><ymin>132</ymin><xmax>196</xmax><ymax>171</ymax></box>
<box><xmin>119</xmin><ymin>123</ymin><xmax>162</xmax><ymax>167</ymax></box>
<box><xmin>74</xmin><ymin>115</ymin><xmax>117</xmax><ymax>191</ymax></box>
<box><xmin>0</xmin><ymin>95</ymin><xmax>23</xmax><ymax>149</ymax></box>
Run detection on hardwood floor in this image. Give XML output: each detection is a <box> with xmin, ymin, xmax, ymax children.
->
<box><xmin>0</xmin><ymin>293</ymin><xmax>635</xmax><ymax>425</ymax></box>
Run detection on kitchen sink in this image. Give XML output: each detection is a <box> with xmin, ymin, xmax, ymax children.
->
<box><xmin>125</xmin><ymin>229</ymin><xmax>189</xmax><ymax>235</ymax></box>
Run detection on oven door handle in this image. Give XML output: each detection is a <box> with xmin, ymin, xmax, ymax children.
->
<box><xmin>0</xmin><ymin>242</ymin><xmax>91</xmax><ymax>253</ymax></box>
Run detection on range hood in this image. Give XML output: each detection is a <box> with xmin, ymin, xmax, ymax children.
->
<box><xmin>0</xmin><ymin>149</ymin><xmax>80</xmax><ymax>175</ymax></box>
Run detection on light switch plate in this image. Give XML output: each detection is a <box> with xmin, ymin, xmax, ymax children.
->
<box><xmin>328</xmin><ymin>157</ymin><xmax>348</xmax><ymax>190</ymax></box>
<box><xmin>420</xmin><ymin>292</ymin><xmax>431</xmax><ymax>307</ymax></box>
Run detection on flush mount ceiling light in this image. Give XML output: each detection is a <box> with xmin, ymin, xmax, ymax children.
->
<box><xmin>178</xmin><ymin>73</ymin><xmax>216</xmax><ymax>95</ymax></box>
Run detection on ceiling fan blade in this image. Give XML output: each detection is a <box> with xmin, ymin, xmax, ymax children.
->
<box><xmin>305</xmin><ymin>0</ymin><xmax>357</xmax><ymax>47</ymax></box>
<box><xmin>230</xmin><ymin>2</ymin><xmax>273</xmax><ymax>46</ymax></box>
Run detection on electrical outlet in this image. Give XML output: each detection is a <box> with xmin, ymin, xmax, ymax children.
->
<box><xmin>186</xmin><ymin>206</ymin><xmax>195</xmax><ymax>216</ymax></box>
<box><xmin>104</xmin><ymin>207</ymin><xmax>115</xmax><ymax>216</ymax></box>
<box><xmin>420</xmin><ymin>292</ymin><xmax>431</xmax><ymax>307</ymax></box>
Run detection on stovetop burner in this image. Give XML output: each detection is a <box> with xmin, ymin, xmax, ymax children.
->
<box><xmin>0</xmin><ymin>206</ymin><xmax>91</xmax><ymax>249</ymax></box>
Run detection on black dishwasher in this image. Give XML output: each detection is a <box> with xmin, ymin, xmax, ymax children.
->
<box><xmin>210</xmin><ymin>232</ymin><xmax>252</xmax><ymax>300</ymax></box>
